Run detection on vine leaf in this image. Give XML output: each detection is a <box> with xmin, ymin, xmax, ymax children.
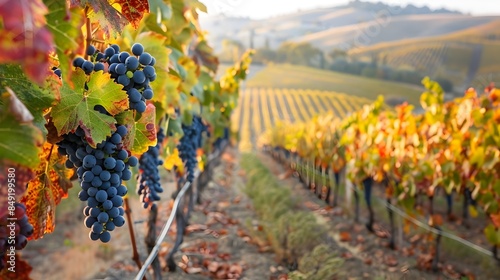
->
<box><xmin>0</xmin><ymin>64</ymin><xmax>59</xmax><ymax>134</ymax></box>
<box><xmin>117</xmin><ymin>0</ymin><xmax>149</xmax><ymax>28</ymax></box>
<box><xmin>0</xmin><ymin>88</ymin><xmax>44</xmax><ymax>168</ymax></box>
<box><xmin>51</xmin><ymin>69</ymin><xmax>129</xmax><ymax>147</ymax></box>
<box><xmin>163</xmin><ymin>143</ymin><xmax>183</xmax><ymax>171</ymax></box>
<box><xmin>0</xmin><ymin>253</ymin><xmax>33</xmax><ymax>280</ymax></box>
<box><xmin>117</xmin><ymin>103</ymin><xmax>157</xmax><ymax>156</ymax></box>
<box><xmin>136</xmin><ymin>32</ymin><xmax>171</xmax><ymax>113</ymax></box>
<box><xmin>70</xmin><ymin>0</ymin><xmax>128</xmax><ymax>35</ymax></box>
<box><xmin>0</xmin><ymin>162</ymin><xmax>35</xmax><ymax>219</ymax></box>
<box><xmin>0</xmin><ymin>0</ymin><xmax>54</xmax><ymax>84</ymax></box>
<box><xmin>22</xmin><ymin>143</ymin><xmax>75</xmax><ymax>240</ymax></box>
<box><xmin>44</xmin><ymin>0</ymin><xmax>85</xmax><ymax>84</ymax></box>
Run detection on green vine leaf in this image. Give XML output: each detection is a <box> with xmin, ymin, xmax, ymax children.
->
<box><xmin>44</xmin><ymin>0</ymin><xmax>84</xmax><ymax>84</ymax></box>
<box><xmin>0</xmin><ymin>64</ymin><xmax>58</xmax><ymax>134</ymax></box>
<box><xmin>51</xmin><ymin>69</ymin><xmax>129</xmax><ymax>147</ymax></box>
<box><xmin>0</xmin><ymin>88</ymin><xmax>44</xmax><ymax>168</ymax></box>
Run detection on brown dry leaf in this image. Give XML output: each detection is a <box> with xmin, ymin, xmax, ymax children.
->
<box><xmin>229</xmin><ymin>263</ymin><xmax>243</xmax><ymax>274</ymax></box>
<box><xmin>278</xmin><ymin>169</ymin><xmax>293</xmax><ymax>180</ymax></box>
<box><xmin>356</xmin><ymin>235</ymin><xmax>365</xmax><ymax>244</ymax></box>
<box><xmin>409</xmin><ymin>234</ymin><xmax>421</xmax><ymax>243</ymax></box>
<box><xmin>208</xmin><ymin>261</ymin><xmax>219</xmax><ymax>273</ymax></box>
<box><xmin>218</xmin><ymin>201</ymin><xmax>231</xmax><ymax>209</ymax></box>
<box><xmin>341</xmin><ymin>252</ymin><xmax>353</xmax><ymax>259</ymax></box>
<box><xmin>218</xmin><ymin>253</ymin><xmax>231</xmax><ymax>261</ymax></box>
<box><xmin>233</xmin><ymin>196</ymin><xmax>241</xmax><ymax>204</ymax></box>
<box><xmin>303</xmin><ymin>201</ymin><xmax>320</xmax><ymax>210</ymax></box>
<box><xmin>385</xmin><ymin>255</ymin><xmax>398</xmax><ymax>267</ymax></box>
<box><xmin>402</xmin><ymin>247</ymin><xmax>414</xmax><ymax>257</ymax></box>
<box><xmin>429</xmin><ymin>214</ymin><xmax>443</xmax><ymax>226</ymax></box>
<box><xmin>364</xmin><ymin>258</ymin><xmax>372</xmax><ymax>265</ymax></box>
<box><xmin>339</xmin><ymin>231</ymin><xmax>352</xmax><ymax>242</ymax></box>
<box><xmin>278</xmin><ymin>274</ymin><xmax>289</xmax><ymax>280</ymax></box>
<box><xmin>187</xmin><ymin>267</ymin><xmax>203</xmax><ymax>274</ymax></box>
<box><xmin>186</xmin><ymin>224</ymin><xmax>208</xmax><ymax>234</ymax></box>
<box><xmin>218</xmin><ymin>229</ymin><xmax>229</xmax><ymax>235</ymax></box>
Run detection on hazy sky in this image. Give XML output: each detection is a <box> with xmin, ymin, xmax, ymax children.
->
<box><xmin>200</xmin><ymin>0</ymin><xmax>500</xmax><ymax>19</ymax></box>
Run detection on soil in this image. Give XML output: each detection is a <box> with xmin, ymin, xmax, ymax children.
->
<box><xmin>20</xmin><ymin>146</ymin><xmax>500</xmax><ymax>280</ymax></box>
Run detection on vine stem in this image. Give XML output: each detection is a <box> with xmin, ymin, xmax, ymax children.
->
<box><xmin>124</xmin><ymin>197</ymin><xmax>145</xmax><ymax>279</ymax></box>
<box><xmin>85</xmin><ymin>6</ymin><xmax>92</xmax><ymax>58</ymax></box>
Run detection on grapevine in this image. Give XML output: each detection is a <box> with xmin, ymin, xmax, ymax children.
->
<box><xmin>138</xmin><ymin>128</ymin><xmax>165</xmax><ymax>208</ymax></box>
<box><xmin>57</xmin><ymin>125</ymin><xmax>137</xmax><ymax>242</ymax></box>
<box><xmin>0</xmin><ymin>0</ymin><xmax>252</xmax><ymax>276</ymax></box>
<box><xmin>261</xmin><ymin>80</ymin><xmax>500</xmax><ymax>260</ymax></box>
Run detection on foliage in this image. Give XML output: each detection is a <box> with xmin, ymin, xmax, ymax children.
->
<box><xmin>261</xmin><ymin>79</ymin><xmax>500</xmax><ymax>245</ymax></box>
<box><xmin>0</xmin><ymin>0</ymin><xmax>251</xmax><ymax>274</ymax></box>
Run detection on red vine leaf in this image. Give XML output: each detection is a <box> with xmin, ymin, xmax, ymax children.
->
<box><xmin>0</xmin><ymin>162</ymin><xmax>35</xmax><ymax>219</ymax></box>
<box><xmin>51</xmin><ymin>69</ymin><xmax>129</xmax><ymax>147</ymax></box>
<box><xmin>117</xmin><ymin>0</ymin><xmax>150</xmax><ymax>28</ymax></box>
<box><xmin>70</xmin><ymin>0</ymin><xmax>129</xmax><ymax>35</ymax></box>
<box><xmin>22</xmin><ymin>143</ymin><xmax>75</xmax><ymax>240</ymax></box>
<box><xmin>0</xmin><ymin>0</ymin><xmax>54</xmax><ymax>84</ymax></box>
<box><xmin>0</xmin><ymin>253</ymin><xmax>33</xmax><ymax>280</ymax></box>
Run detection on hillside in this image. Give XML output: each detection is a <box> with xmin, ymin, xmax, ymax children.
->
<box><xmin>347</xmin><ymin>20</ymin><xmax>500</xmax><ymax>91</ymax></box>
<box><xmin>293</xmin><ymin>14</ymin><xmax>498</xmax><ymax>51</ymax></box>
<box><xmin>245</xmin><ymin>64</ymin><xmax>423</xmax><ymax>106</ymax></box>
<box><xmin>199</xmin><ymin>1</ymin><xmax>476</xmax><ymax>53</ymax></box>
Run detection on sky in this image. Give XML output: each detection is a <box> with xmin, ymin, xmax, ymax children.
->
<box><xmin>200</xmin><ymin>0</ymin><xmax>500</xmax><ymax>19</ymax></box>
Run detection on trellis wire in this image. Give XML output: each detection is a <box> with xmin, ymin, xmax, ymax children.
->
<box><xmin>278</xmin><ymin>150</ymin><xmax>494</xmax><ymax>258</ymax></box>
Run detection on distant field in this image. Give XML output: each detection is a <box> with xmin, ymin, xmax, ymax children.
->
<box><xmin>349</xmin><ymin>20</ymin><xmax>500</xmax><ymax>89</ymax></box>
<box><xmin>246</xmin><ymin>64</ymin><xmax>423</xmax><ymax>106</ymax></box>
<box><xmin>232</xmin><ymin>87</ymin><xmax>373</xmax><ymax>151</ymax></box>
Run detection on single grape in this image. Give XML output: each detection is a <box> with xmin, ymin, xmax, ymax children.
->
<box><xmin>94</xmin><ymin>62</ymin><xmax>105</xmax><ymax>72</ymax></box>
<box><xmin>143</xmin><ymin>65</ymin><xmax>156</xmax><ymax>78</ymax></box>
<box><xmin>81</xmin><ymin>61</ymin><xmax>94</xmax><ymax>74</ymax></box>
<box><xmin>100</xmin><ymin>231</ymin><xmax>111</xmax><ymax>243</ymax></box>
<box><xmin>135</xmin><ymin>101</ymin><xmax>146</xmax><ymax>113</ymax></box>
<box><xmin>110</xmin><ymin>133</ymin><xmax>122</xmax><ymax>145</ymax></box>
<box><xmin>139</xmin><ymin>52</ymin><xmax>152</xmax><ymax>65</ymax></box>
<box><xmin>143</xmin><ymin>88</ymin><xmax>154</xmax><ymax>100</ymax></box>
<box><xmin>104</xmin><ymin>47</ymin><xmax>115</xmax><ymax>58</ymax></box>
<box><xmin>125</xmin><ymin>56</ymin><xmax>140</xmax><ymax>70</ymax></box>
<box><xmin>133</xmin><ymin>70</ymin><xmax>146</xmax><ymax>84</ymax></box>
<box><xmin>86</xmin><ymin>45</ymin><xmax>96</xmax><ymax>56</ymax></box>
<box><xmin>73</xmin><ymin>57</ymin><xmax>85</xmax><ymax>68</ymax></box>
<box><xmin>131</xmin><ymin>43</ymin><xmax>144</xmax><ymax>56</ymax></box>
<box><xmin>118</xmin><ymin>52</ymin><xmax>130</xmax><ymax>63</ymax></box>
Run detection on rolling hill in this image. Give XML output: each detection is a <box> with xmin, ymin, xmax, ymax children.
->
<box><xmin>347</xmin><ymin>20</ymin><xmax>500</xmax><ymax>91</ymax></box>
<box><xmin>199</xmin><ymin>1</ymin><xmax>497</xmax><ymax>53</ymax></box>
<box><xmin>245</xmin><ymin>64</ymin><xmax>423</xmax><ymax>106</ymax></box>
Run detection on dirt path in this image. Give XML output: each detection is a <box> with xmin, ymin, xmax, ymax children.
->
<box><xmin>22</xmin><ymin>147</ymin><xmax>283</xmax><ymax>280</ymax></box>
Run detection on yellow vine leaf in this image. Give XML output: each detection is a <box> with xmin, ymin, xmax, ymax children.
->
<box><xmin>164</xmin><ymin>148</ymin><xmax>183</xmax><ymax>172</ymax></box>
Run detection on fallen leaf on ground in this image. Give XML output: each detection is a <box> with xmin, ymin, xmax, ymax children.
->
<box><xmin>339</xmin><ymin>231</ymin><xmax>351</xmax><ymax>242</ymax></box>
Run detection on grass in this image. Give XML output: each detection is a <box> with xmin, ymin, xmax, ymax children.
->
<box><xmin>246</xmin><ymin>64</ymin><xmax>423</xmax><ymax>106</ymax></box>
<box><xmin>240</xmin><ymin>153</ymin><xmax>343</xmax><ymax>279</ymax></box>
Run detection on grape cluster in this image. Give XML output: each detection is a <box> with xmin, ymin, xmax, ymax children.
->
<box><xmin>72</xmin><ymin>43</ymin><xmax>157</xmax><ymax>113</ymax></box>
<box><xmin>178</xmin><ymin>116</ymin><xmax>206</xmax><ymax>182</ymax></box>
<box><xmin>57</xmin><ymin>125</ymin><xmax>138</xmax><ymax>242</ymax></box>
<box><xmin>0</xmin><ymin>203</ymin><xmax>34</xmax><ymax>271</ymax></box>
<box><xmin>137</xmin><ymin>128</ymin><xmax>165</xmax><ymax>208</ymax></box>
